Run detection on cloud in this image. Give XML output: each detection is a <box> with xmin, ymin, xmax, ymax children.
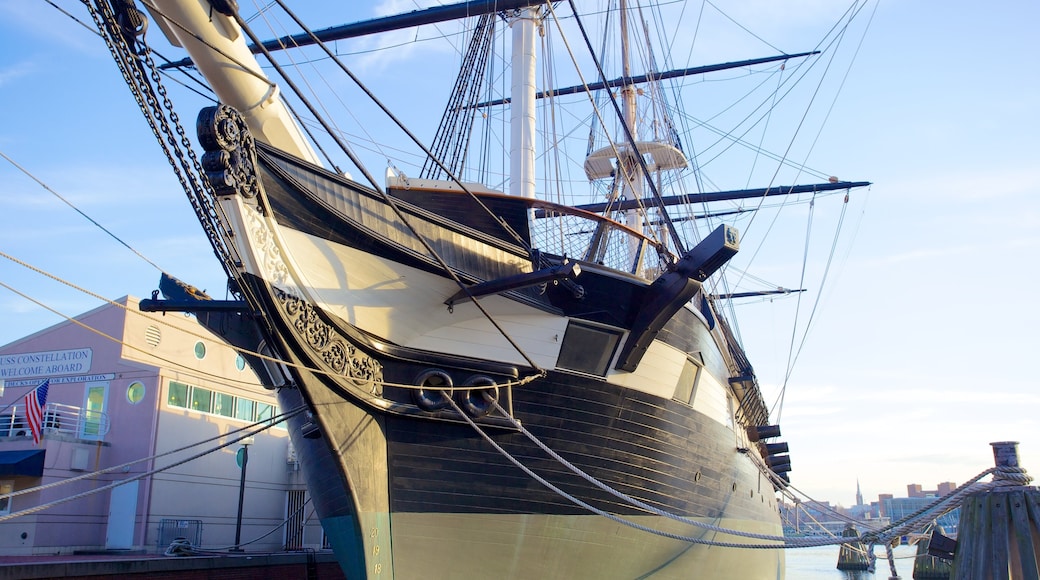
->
<box><xmin>340</xmin><ymin>1</ymin><xmax>468</xmax><ymax>75</ymax></box>
<box><xmin>0</xmin><ymin>3</ymin><xmax>104</xmax><ymax>54</ymax></box>
<box><xmin>0</xmin><ymin>61</ymin><xmax>35</xmax><ymax>88</ymax></box>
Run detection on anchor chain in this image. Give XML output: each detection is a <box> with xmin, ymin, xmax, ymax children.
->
<box><xmin>84</xmin><ymin>0</ymin><xmax>245</xmax><ymax>297</ymax></box>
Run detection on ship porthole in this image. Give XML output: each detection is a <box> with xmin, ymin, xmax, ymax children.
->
<box><xmin>413</xmin><ymin>369</ymin><xmax>453</xmax><ymax>411</ymax></box>
<box><xmin>457</xmin><ymin>376</ymin><xmax>498</xmax><ymax>417</ymax></box>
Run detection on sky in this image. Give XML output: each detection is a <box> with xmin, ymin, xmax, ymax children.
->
<box><xmin>1</xmin><ymin>0</ymin><xmax>1038</xmax><ymax>511</ymax></box>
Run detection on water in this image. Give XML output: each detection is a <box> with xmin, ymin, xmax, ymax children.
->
<box><xmin>785</xmin><ymin>544</ymin><xmax>925</xmax><ymax>579</ymax></box>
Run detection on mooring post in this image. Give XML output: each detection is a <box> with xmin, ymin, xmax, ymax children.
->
<box><xmin>950</xmin><ymin>441</ymin><xmax>1039</xmax><ymax>579</ymax></box>
<box><xmin>913</xmin><ymin>523</ymin><xmax>952</xmax><ymax>580</ymax></box>
<box><xmin>836</xmin><ymin>524</ymin><xmax>870</xmax><ymax>571</ymax></box>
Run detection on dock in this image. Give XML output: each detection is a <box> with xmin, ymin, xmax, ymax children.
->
<box><xmin>0</xmin><ymin>551</ymin><xmax>344</xmax><ymax>580</ymax></box>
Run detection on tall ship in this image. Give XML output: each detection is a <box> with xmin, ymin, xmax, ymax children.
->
<box><xmin>77</xmin><ymin>0</ymin><xmax>869</xmax><ymax>577</ymax></box>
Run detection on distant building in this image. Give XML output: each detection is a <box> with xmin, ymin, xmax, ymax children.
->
<box><xmin>783</xmin><ymin>479</ymin><xmax>961</xmax><ymax>538</ymax></box>
<box><xmin>877</xmin><ymin>494</ymin><xmax>893</xmax><ymax>517</ymax></box>
<box><xmin>780</xmin><ymin>498</ymin><xmax>889</xmax><ymax>537</ymax></box>
<box><xmin>0</xmin><ymin>297</ymin><xmax>325</xmax><ymax>555</ymax></box>
<box><xmin>881</xmin><ymin>496</ymin><xmax>959</xmax><ymax>534</ymax></box>
<box><xmin>907</xmin><ymin>482</ymin><xmax>959</xmax><ymax>499</ymax></box>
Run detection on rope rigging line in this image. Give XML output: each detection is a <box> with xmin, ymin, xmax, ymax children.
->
<box><xmin>450</xmin><ymin>396</ymin><xmax>878</xmax><ymax>549</ymax></box>
<box><xmin>0</xmin><ymin>407</ymin><xmax>302</xmax><ymax>503</ymax></box>
<box><xmin>696</xmin><ymin>0</ymin><xmax>874</xmax><ymax>280</ymax></box>
<box><xmin>542</xmin><ymin>7</ymin><xmax>654</xmax><ymax>246</ymax></box>
<box><xmin>559</xmin><ymin>1</ymin><xmax>684</xmax><ymax>258</ymax></box>
<box><xmin>744</xmin><ymin>57</ymin><xmax>787</xmax><ymax>190</ymax></box>
<box><xmin>774</xmin><ymin>193</ymin><xmax>852</xmax><ymax>418</ymax></box>
<box><xmin>857</xmin><ymin>464</ymin><xmax>1031</xmax><ymax>547</ymax></box>
<box><xmin>770</xmin><ymin>7</ymin><xmax>879</xmax><ymax>416</ymax></box>
<box><xmin>47</xmin><ymin>0</ymin><xmax>216</xmax><ymax>103</ymax></box>
<box><xmin>444</xmin><ymin>395</ymin><xmax>1031</xmax><ymax>551</ymax></box>
<box><xmin>185</xmin><ymin>496</ymin><xmax>316</xmax><ymax>552</ymax></box>
<box><xmin>715</xmin><ymin>3</ymin><xmax>875</xmax><ymax>410</ymax></box>
<box><xmin>0</xmin><ymin>250</ymin><xmax>549</xmax><ymax>394</ymax></box>
<box><xmin>536</xmin><ymin>5</ymin><xmax>671</xmax><ymax>256</ymax></box>
<box><xmin>265</xmin><ymin>0</ymin><xmax>533</xmax><ymax>254</ymax></box>
<box><xmin>243</xmin><ymin>5</ymin><xmax>351</xmax><ymax>174</ymax></box>
<box><xmin>771</xmin><ymin>4</ymin><xmax>879</xmax><ymax>421</ymax></box>
<box><xmin>0</xmin><ymin>150</ymin><xmax>165</xmax><ymax>273</ymax></box>
<box><xmin>445</xmin><ymin>396</ymin><xmax>785</xmax><ymax>549</ymax></box>
<box><xmin>83</xmin><ymin>0</ymin><xmax>251</xmax><ymax>309</ymax></box>
<box><xmin>717</xmin><ymin>0</ymin><xmax>875</xmax><ymax>310</ymax></box>
<box><xmin>76</xmin><ymin>1</ymin><xmax>549</xmax><ymax>375</ymax></box>
<box><xmin>481</xmin><ymin>396</ymin><xmax>800</xmax><ymax>545</ymax></box>
<box><xmin>0</xmin><ymin>406</ymin><xmax>304</xmax><ymax>523</ymax></box>
<box><xmin>232</xmin><ymin>4</ymin><xmax>546</xmax><ymax>372</ymax></box>
<box><xmin>0</xmin><ymin>253</ymin><xmax>265</xmax><ymax>388</ymax></box>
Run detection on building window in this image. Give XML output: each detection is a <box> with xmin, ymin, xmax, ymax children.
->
<box><xmin>190</xmin><ymin>387</ymin><xmax>213</xmax><ymax>412</ymax></box>
<box><xmin>236</xmin><ymin>354</ymin><xmax>246</xmax><ymax>371</ymax></box>
<box><xmin>0</xmin><ymin>481</ymin><xmax>12</xmax><ymax>515</ymax></box>
<box><xmin>194</xmin><ymin>341</ymin><xmax>207</xmax><ymax>360</ymax></box>
<box><xmin>235</xmin><ymin>398</ymin><xmax>255</xmax><ymax>422</ymax></box>
<box><xmin>82</xmin><ymin>382</ymin><xmax>108</xmax><ymax>440</ymax></box>
<box><xmin>213</xmin><ymin>392</ymin><xmax>234</xmax><ymax>418</ymax></box>
<box><xmin>127</xmin><ymin>382</ymin><xmax>146</xmax><ymax>405</ymax></box>
<box><xmin>165</xmin><ymin>380</ymin><xmax>284</xmax><ymax>429</ymax></box>
<box><xmin>168</xmin><ymin>381</ymin><xmax>188</xmax><ymax>408</ymax></box>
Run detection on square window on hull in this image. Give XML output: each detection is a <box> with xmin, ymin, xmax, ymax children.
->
<box><xmin>556</xmin><ymin>321</ymin><xmax>622</xmax><ymax>376</ymax></box>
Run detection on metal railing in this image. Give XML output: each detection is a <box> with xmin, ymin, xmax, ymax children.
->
<box><xmin>0</xmin><ymin>403</ymin><xmax>111</xmax><ymax>441</ymax></box>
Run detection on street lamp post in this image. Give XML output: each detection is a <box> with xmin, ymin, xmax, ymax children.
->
<box><xmin>230</xmin><ymin>437</ymin><xmax>254</xmax><ymax>552</ymax></box>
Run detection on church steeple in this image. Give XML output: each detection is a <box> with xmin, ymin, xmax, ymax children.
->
<box><xmin>856</xmin><ymin>479</ymin><xmax>863</xmax><ymax>506</ymax></box>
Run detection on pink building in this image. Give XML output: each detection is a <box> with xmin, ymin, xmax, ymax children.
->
<box><xmin>0</xmin><ymin>297</ymin><xmax>324</xmax><ymax>555</ymax></box>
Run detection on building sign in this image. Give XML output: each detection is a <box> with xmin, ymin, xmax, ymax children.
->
<box><xmin>1</xmin><ymin>374</ymin><xmax>114</xmax><ymax>389</ymax></box>
<box><xmin>0</xmin><ymin>348</ymin><xmax>93</xmax><ymax>379</ymax></box>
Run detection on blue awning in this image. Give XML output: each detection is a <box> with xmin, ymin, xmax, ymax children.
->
<box><xmin>0</xmin><ymin>449</ymin><xmax>46</xmax><ymax>477</ymax></box>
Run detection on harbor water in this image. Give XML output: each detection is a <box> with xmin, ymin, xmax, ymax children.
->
<box><xmin>785</xmin><ymin>544</ymin><xmax>922</xmax><ymax>579</ymax></box>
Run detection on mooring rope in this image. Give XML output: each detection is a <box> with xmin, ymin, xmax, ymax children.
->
<box><xmin>0</xmin><ymin>407</ymin><xmax>304</xmax><ymax>522</ymax></box>
<box><xmin>446</xmin><ymin>396</ymin><xmax>788</xmax><ymax>549</ymax></box>
<box><xmin>457</xmin><ymin>397</ymin><xmax>1033</xmax><ymax>552</ymax></box>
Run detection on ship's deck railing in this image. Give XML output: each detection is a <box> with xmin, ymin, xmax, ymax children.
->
<box><xmin>0</xmin><ymin>402</ymin><xmax>111</xmax><ymax>441</ymax></box>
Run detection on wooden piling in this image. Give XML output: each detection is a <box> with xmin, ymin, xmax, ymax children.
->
<box><xmin>950</xmin><ymin>441</ymin><xmax>1039</xmax><ymax>579</ymax></box>
<box><xmin>912</xmin><ymin>524</ymin><xmax>951</xmax><ymax>580</ymax></box>
<box><xmin>837</xmin><ymin>524</ymin><xmax>871</xmax><ymax>571</ymax></box>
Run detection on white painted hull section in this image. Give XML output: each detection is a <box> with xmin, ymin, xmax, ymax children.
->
<box><xmin>245</xmin><ymin>219</ymin><xmax>736</xmax><ymax>429</ymax></box>
<box><xmin>388</xmin><ymin>512</ymin><xmax>784</xmax><ymax>579</ymax></box>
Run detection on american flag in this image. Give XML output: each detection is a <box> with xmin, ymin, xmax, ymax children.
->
<box><xmin>24</xmin><ymin>379</ymin><xmax>49</xmax><ymax>445</ymax></box>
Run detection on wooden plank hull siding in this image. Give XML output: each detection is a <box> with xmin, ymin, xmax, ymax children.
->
<box><xmin>385</xmin><ymin>373</ymin><xmax>774</xmax><ymax>521</ymax></box>
<box><xmin>249</xmin><ymin>278</ymin><xmax>781</xmax><ymax>578</ymax></box>
<box><xmin>273</xmin><ymin>342</ymin><xmax>782</xmax><ymax>579</ymax></box>
<box><xmin>234</xmin><ymin>146</ymin><xmax>782</xmax><ymax>577</ymax></box>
